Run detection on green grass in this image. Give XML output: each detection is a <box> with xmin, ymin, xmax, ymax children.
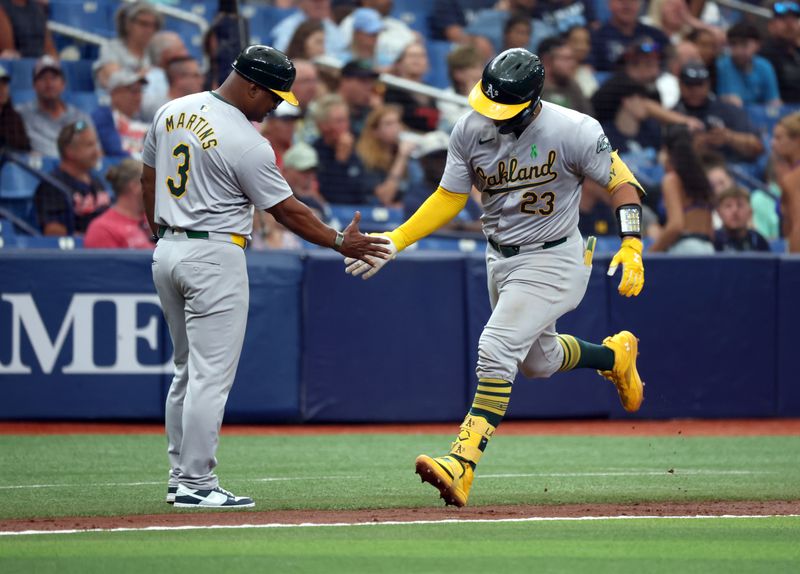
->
<box><xmin>0</xmin><ymin>433</ymin><xmax>798</xmax><ymax>520</ymax></box>
<box><xmin>2</xmin><ymin>517</ymin><xmax>799</xmax><ymax>573</ymax></box>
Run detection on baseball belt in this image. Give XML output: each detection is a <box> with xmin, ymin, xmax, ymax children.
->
<box><xmin>488</xmin><ymin>236</ymin><xmax>567</xmax><ymax>258</ymax></box>
<box><xmin>158</xmin><ymin>225</ymin><xmax>247</xmax><ymax>249</ymax></box>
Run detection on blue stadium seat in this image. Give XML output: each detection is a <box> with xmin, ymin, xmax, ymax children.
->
<box><xmin>391</xmin><ymin>0</ymin><xmax>433</xmax><ymax>35</ymax></box>
<box><xmin>1</xmin><ymin>58</ymin><xmax>36</xmax><ymax>91</ymax></box>
<box><xmin>424</xmin><ymin>40</ymin><xmax>453</xmax><ymax>90</ymax></box>
<box><xmin>746</xmin><ymin>104</ymin><xmax>800</xmax><ymax>138</ymax></box>
<box><xmin>245</xmin><ymin>5</ymin><xmax>297</xmax><ymax>46</ymax></box>
<box><xmin>0</xmin><ymin>163</ymin><xmax>40</xmax><ymax>199</ymax></box>
<box><xmin>63</xmin><ymin>91</ymin><xmax>100</xmax><ymax>115</ymax></box>
<box><xmin>176</xmin><ymin>0</ymin><xmax>218</xmax><ymax>19</ymax></box>
<box><xmin>0</xmin><ymin>218</ymin><xmax>19</xmax><ymax>248</ymax></box>
<box><xmin>10</xmin><ymin>89</ymin><xmax>35</xmax><ymax>105</ymax></box>
<box><xmin>49</xmin><ymin>0</ymin><xmax>115</xmax><ymax>37</ymax></box>
<box><xmin>14</xmin><ymin>235</ymin><xmax>83</xmax><ymax>249</ymax></box>
<box><xmin>61</xmin><ymin>60</ymin><xmax>95</xmax><ymax>92</ymax></box>
<box><xmin>163</xmin><ymin>18</ymin><xmax>205</xmax><ymax>60</ymax></box>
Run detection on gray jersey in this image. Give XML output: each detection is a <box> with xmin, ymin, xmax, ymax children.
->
<box><xmin>440</xmin><ymin>101</ymin><xmax>612</xmax><ymax>245</ymax></box>
<box><xmin>142</xmin><ymin>91</ymin><xmax>292</xmax><ymax>237</ymax></box>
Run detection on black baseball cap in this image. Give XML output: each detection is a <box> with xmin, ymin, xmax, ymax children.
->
<box><xmin>679</xmin><ymin>61</ymin><xmax>710</xmax><ymax>85</ymax></box>
<box><xmin>341</xmin><ymin>60</ymin><xmax>379</xmax><ymax>79</ymax></box>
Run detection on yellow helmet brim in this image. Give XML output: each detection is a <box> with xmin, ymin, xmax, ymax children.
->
<box><xmin>468</xmin><ymin>81</ymin><xmax>529</xmax><ymax>121</ymax></box>
<box><xmin>270</xmin><ymin>88</ymin><xmax>299</xmax><ymax>106</ymax></box>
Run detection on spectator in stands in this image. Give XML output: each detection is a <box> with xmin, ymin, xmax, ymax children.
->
<box><xmin>292</xmin><ymin>59</ymin><xmax>322</xmax><ymax>144</ymax></box>
<box><xmin>251</xmin><ymin>210</ymin><xmax>303</xmax><ymax>250</ymax></box>
<box><xmin>565</xmin><ymin>25</ymin><xmax>597</xmax><ymax>98</ymax></box>
<box><xmin>656</xmin><ymin>40</ymin><xmax>702</xmax><ymax>108</ymax></box>
<box><xmin>272</xmin><ymin>0</ymin><xmax>348</xmax><ymax>62</ymax></box>
<box><xmin>100</xmin><ymin>1</ymin><xmax>163</xmax><ymax>73</ymax></box>
<box><xmin>0</xmin><ymin>64</ymin><xmax>30</xmax><ymax>151</ymax></box>
<box><xmin>285</xmin><ymin>19</ymin><xmax>326</xmax><ymax>62</ymax></box>
<box><xmin>539</xmin><ymin>35</ymin><xmax>594</xmax><ymax>116</ymax></box>
<box><xmin>343</xmin><ymin>8</ymin><xmax>384</xmax><ymax>69</ymax></box>
<box><xmin>404</xmin><ymin>129</ymin><xmax>482</xmax><ymax>229</ymax></box>
<box><xmin>338</xmin><ymin>0</ymin><xmax>417</xmax><ymax>69</ymax></box>
<box><xmin>384</xmin><ymin>42</ymin><xmax>440</xmax><ymax>133</ymax></box>
<box><xmin>34</xmin><ymin>121</ymin><xmax>110</xmax><ymax>236</ymax></box>
<box><xmin>164</xmin><ymin>56</ymin><xmax>204</xmax><ymax>103</ymax></box>
<box><xmin>92</xmin><ymin>69</ymin><xmax>149</xmax><ymax>158</ymax></box>
<box><xmin>465</xmin><ymin>0</ymin><xmax>554</xmax><ymax>54</ymax></box>
<box><xmin>356</xmin><ymin>104</ymin><xmax>416</xmax><ymax>207</ymax></box>
<box><xmin>203</xmin><ymin>2</ymin><xmax>247</xmax><ymax>89</ymax></box>
<box><xmin>760</xmin><ymin>1</ymin><xmax>800</xmax><ymax>104</ymax></box>
<box><xmin>141</xmin><ymin>31</ymin><xmax>190</xmax><ymax>121</ymax></box>
<box><xmin>17</xmin><ymin>56</ymin><xmax>94</xmax><ymax>158</ymax></box>
<box><xmin>502</xmin><ymin>13</ymin><xmax>532</xmax><ymax>51</ymax></box>
<box><xmin>650</xmin><ymin>126</ymin><xmax>715</xmax><ymax>253</ymax></box>
<box><xmin>643</xmin><ymin>0</ymin><xmax>719</xmax><ymax>46</ymax></box>
<box><xmin>282</xmin><ymin>141</ymin><xmax>330</xmax><ymax>220</ymax></box>
<box><xmin>534</xmin><ymin>0</ymin><xmax>596</xmax><ymax>36</ymax></box>
<box><xmin>589</xmin><ymin>0</ymin><xmax>669</xmax><ymax>72</ymax></box>
<box><xmin>771</xmin><ymin>111</ymin><xmax>800</xmax><ymax>252</ymax></box>
<box><xmin>686</xmin><ymin>27</ymin><xmax>720</xmax><ymax>92</ymax></box>
<box><xmin>716</xmin><ymin>22</ymin><xmax>781</xmax><ymax>108</ymax></box>
<box><xmin>84</xmin><ymin>159</ymin><xmax>154</xmax><ymax>249</ymax></box>
<box><xmin>437</xmin><ymin>44</ymin><xmax>483</xmax><ymax>133</ymax></box>
<box><xmin>429</xmin><ymin>0</ymin><xmax>497</xmax><ymax>45</ymax></box>
<box><xmin>93</xmin><ymin>60</ymin><xmax>122</xmax><ymax>106</ymax></box>
<box><xmin>0</xmin><ymin>0</ymin><xmax>55</xmax><ymax>58</ymax></box>
<box><xmin>592</xmin><ymin>76</ymin><xmax>661</xmax><ymax>155</ymax></box>
<box><xmin>337</xmin><ymin>60</ymin><xmax>381</xmax><ymax>137</ymax></box>
<box><xmin>260</xmin><ymin>101</ymin><xmax>300</xmax><ymax>169</ymax></box>
<box><xmin>712</xmin><ymin>186</ymin><xmax>771</xmax><ymax>252</ymax></box>
<box><xmin>311</xmin><ymin>94</ymin><xmax>371</xmax><ymax>204</ymax></box>
<box><xmin>674</xmin><ymin>61</ymin><xmax>764</xmax><ymax>164</ymax></box>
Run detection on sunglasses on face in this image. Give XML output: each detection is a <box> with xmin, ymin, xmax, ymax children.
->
<box><xmin>774</xmin><ymin>1</ymin><xmax>800</xmax><ymax>16</ymax></box>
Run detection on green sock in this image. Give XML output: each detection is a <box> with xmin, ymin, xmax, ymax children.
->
<box><xmin>557</xmin><ymin>335</ymin><xmax>615</xmax><ymax>372</ymax></box>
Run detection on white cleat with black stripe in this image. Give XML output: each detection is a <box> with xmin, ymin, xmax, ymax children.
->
<box><xmin>173</xmin><ymin>484</ymin><xmax>255</xmax><ymax>508</ymax></box>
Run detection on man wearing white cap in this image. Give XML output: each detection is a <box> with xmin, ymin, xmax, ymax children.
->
<box><xmin>92</xmin><ymin>69</ymin><xmax>149</xmax><ymax>157</ymax></box>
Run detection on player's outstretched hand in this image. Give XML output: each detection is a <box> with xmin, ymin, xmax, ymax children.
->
<box><xmin>343</xmin><ymin>230</ymin><xmax>398</xmax><ymax>280</ymax></box>
<box><xmin>339</xmin><ymin>211</ymin><xmax>392</xmax><ymax>263</ymax></box>
<box><xmin>607</xmin><ymin>236</ymin><xmax>644</xmax><ymax>297</ymax></box>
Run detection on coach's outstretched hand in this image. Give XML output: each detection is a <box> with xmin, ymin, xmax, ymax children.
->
<box><xmin>607</xmin><ymin>237</ymin><xmax>644</xmax><ymax>297</ymax></box>
<box><xmin>339</xmin><ymin>212</ymin><xmax>392</xmax><ymax>262</ymax></box>
<box><xmin>344</xmin><ymin>232</ymin><xmax>398</xmax><ymax>280</ymax></box>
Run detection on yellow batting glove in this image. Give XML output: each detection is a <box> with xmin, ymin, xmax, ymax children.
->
<box><xmin>607</xmin><ymin>237</ymin><xmax>644</xmax><ymax>297</ymax></box>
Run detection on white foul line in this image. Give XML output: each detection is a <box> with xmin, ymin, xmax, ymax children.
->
<box><xmin>0</xmin><ymin>469</ymin><xmax>770</xmax><ymax>491</ymax></box>
<box><xmin>1</xmin><ymin>514</ymin><xmax>797</xmax><ymax>537</ymax></box>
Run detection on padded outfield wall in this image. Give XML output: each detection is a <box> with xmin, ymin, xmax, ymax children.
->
<box><xmin>0</xmin><ymin>251</ymin><xmax>797</xmax><ymax>421</ymax></box>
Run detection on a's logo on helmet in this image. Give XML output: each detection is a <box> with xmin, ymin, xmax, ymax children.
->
<box><xmin>485</xmin><ymin>83</ymin><xmax>499</xmax><ymax>99</ymax></box>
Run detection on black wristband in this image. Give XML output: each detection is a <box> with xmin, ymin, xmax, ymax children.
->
<box><xmin>616</xmin><ymin>204</ymin><xmax>642</xmax><ymax>238</ymax></box>
<box><xmin>151</xmin><ymin>234</ymin><xmax>159</xmax><ymax>244</ymax></box>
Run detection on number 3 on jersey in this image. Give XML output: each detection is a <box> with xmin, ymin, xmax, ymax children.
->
<box><xmin>520</xmin><ymin>191</ymin><xmax>555</xmax><ymax>216</ymax></box>
<box><xmin>167</xmin><ymin>143</ymin><xmax>190</xmax><ymax>198</ymax></box>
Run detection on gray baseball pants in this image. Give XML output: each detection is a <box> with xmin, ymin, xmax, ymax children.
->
<box><xmin>477</xmin><ymin>229</ymin><xmax>592</xmax><ymax>383</ymax></box>
<box><xmin>152</xmin><ymin>230</ymin><xmax>248</xmax><ymax>490</ymax></box>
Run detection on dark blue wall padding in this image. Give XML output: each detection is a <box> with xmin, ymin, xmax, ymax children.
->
<box><xmin>223</xmin><ymin>252</ymin><xmax>304</xmax><ymax>422</ymax></box>
<box><xmin>301</xmin><ymin>252</ymin><xmax>470</xmax><ymax>422</ymax></box>
<box><xmin>0</xmin><ymin>252</ymin><xmax>168</xmax><ymax>419</ymax></box>
<box><xmin>607</xmin><ymin>254</ymin><xmax>779</xmax><ymax>419</ymax></box>
<box><xmin>464</xmin><ymin>255</ymin><xmax>614</xmax><ymax>420</ymax></box>
<box><xmin>777</xmin><ymin>257</ymin><xmax>800</xmax><ymax>416</ymax></box>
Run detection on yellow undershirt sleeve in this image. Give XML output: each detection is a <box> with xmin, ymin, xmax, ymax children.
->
<box><xmin>607</xmin><ymin>151</ymin><xmax>645</xmax><ymax>197</ymax></box>
<box><xmin>386</xmin><ymin>186</ymin><xmax>469</xmax><ymax>251</ymax></box>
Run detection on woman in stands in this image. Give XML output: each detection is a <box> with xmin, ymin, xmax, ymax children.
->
<box><xmin>99</xmin><ymin>1</ymin><xmax>162</xmax><ymax>73</ymax></box>
<box><xmin>356</xmin><ymin>104</ymin><xmax>415</xmax><ymax>207</ymax></box>
<box><xmin>650</xmin><ymin>125</ymin><xmax>715</xmax><ymax>253</ymax></box>
<box><xmin>383</xmin><ymin>41</ymin><xmax>440</xmax><ymax>133</ymax></box>
<box><xmin>285</xmin><ymin>19</ymin><xmax>325</xmax><ymax>62</ymax></box>
<box><xmin>771</xmin><ymin>111</ymin><xmax>800</xmax><ymax>252</ymax></box>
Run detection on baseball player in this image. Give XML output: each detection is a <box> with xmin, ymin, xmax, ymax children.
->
<box><xmin>142</xmin><ymin>45</ymin><xmax>389</xmax><ymax>509</ymax></box>
<box><xmin>345</xmin><ymin>48</ymin><xmax>645</xmax><ymax>507</ymax></box>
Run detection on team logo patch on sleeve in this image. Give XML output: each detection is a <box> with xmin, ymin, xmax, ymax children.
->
<box><xmin>596</xmin><ymin>134</ymin><xmax>611</xmax><ymax>154</ymax></box>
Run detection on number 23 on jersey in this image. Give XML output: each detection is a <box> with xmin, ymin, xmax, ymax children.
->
<box><xmin>167</xmin><ymin>143</ymin><xmax>190</xmax><ymax>198</ymax></box>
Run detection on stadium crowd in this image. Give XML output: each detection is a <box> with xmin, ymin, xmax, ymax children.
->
<box><xmin>0</xmin><ymin>0</ymin><xmax>799</xmax><ymax>253</ymax></box>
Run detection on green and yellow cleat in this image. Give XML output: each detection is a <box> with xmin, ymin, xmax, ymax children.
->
<box><xmin>600</xmin><ymin>330</ymin><xmax>644</xmax><ymax>412</ymax></box>
<box><xmin>415</xmin><ymin>454</ymin><xmax>474</xmax><ymax>507</ymax></box>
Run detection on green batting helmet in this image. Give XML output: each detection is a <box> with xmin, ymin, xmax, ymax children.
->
<box><xmin>468</xmin><ymin>48</ymin><xmax>545</xmax><ymax>120</ymax></box>
<box><xmin>232</xmin><ymin>44</ymin><xmax>299</xmax><ymax>106</ymax></box>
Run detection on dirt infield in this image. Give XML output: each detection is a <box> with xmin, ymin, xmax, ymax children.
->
<box><xmin>2</xmin><ymin>419</ymin><xmax>798</xmax><ymax>533</ymax></box>
<box><xmin>3</xmin><ymin>418</ymin><xmax>800</xmax><ymax>436</ymax></box>
<box><xmin>3</xmin><ymin>501</ymin><xmax>799</xmax><ymax>533</ymax></box>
